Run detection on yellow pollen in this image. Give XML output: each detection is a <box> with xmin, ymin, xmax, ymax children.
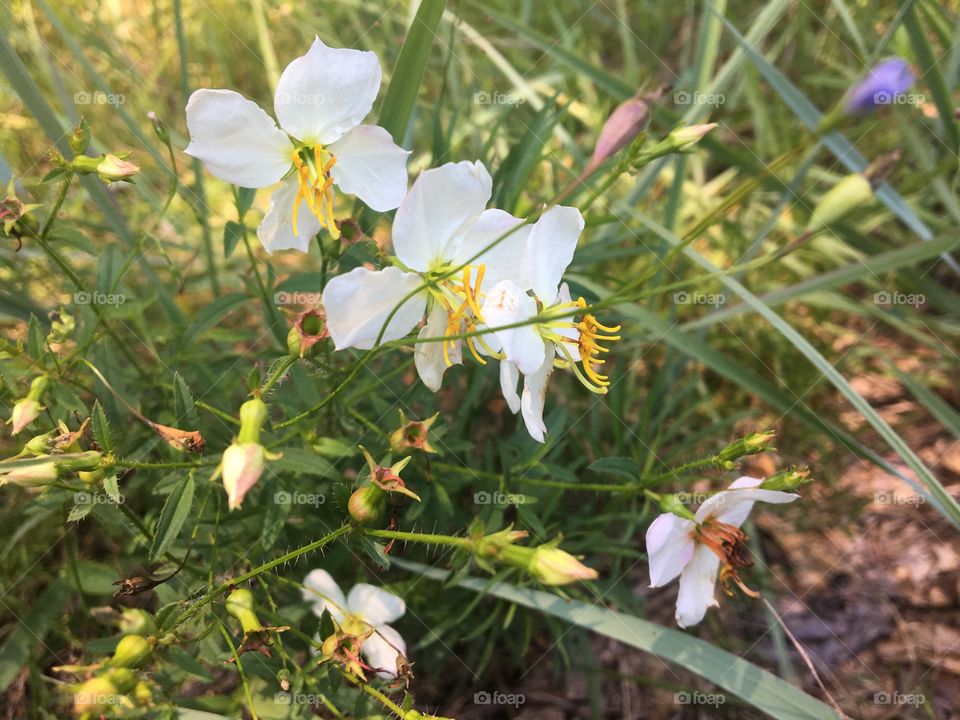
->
<box><xmin>292</xmin><ymin>145</ymin><xmax>340</xmax><ymax>240</ymax></box>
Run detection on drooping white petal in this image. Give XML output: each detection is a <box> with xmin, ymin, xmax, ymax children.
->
<box><xmin>274</xmin><ymin>37</ymin><xmax>381</xmax><ymax>145</ymax></box>
<box><xmin>526</xmin><ymin>205</ymin><xmax>584</xmax><ymax>303</ymax></box>
<box><xmin>520</xmin><ymin>352</ymin><xmax>554</xmax><ymax>443</ymax></box>
<box><xmin>675</xmin><ymin>546</ymin><xmax>721</xmax><ymax>628</ymax></box>
<box><xmin>480</xmin><ymin>280</ymin><xmax>545</xmax><ymax>375</ymax></box>
<box><xmin>322</xmin><ymin>266</ymin><xmax>426</xmax><ymax>350</ymax></box>
<box><xmin>696</xmin><ymin>475</ymin><xmax>799</xmax><ymax>527</ymax></box>
<box><xmin>256</xmin><ymin>176</ymin><xmax>323</xmax><ymax>253</ymax></box>
<box><xmin>452</xmin><ymin>209</ymin><xmax>530</xmax><ymax>287</ymax></box>
<box><xmin>415</xmin><ymin>301</ymin><xmax>460</xmax><ymax>392</ymax></box>
<box><xmin>328</xmin><ymin>125</ymin><xmax>409</xmax><ymax>211</ymax></box>
<box><xmin>360</xmin><ymin>623</ymin><xmax>406</xmax><ymax>679</ymax></box>
<box><xmin>184</xmin><ymin>89</ymin><xmax>292</xmax><ymax>188</ymax></box>
<box><xmin>302</xmin><ymin>569</ymin><xmax>348</xmax><ymax>621</ymax></box>
<box><xmin>500</xmin><ymin>360</ymin><xmax>521</xmax><ymax>414</ymax></box>
<box><xmin>645</xmin><ymin>513</ymin><xmax>696</xmax><ymax>587</ymax></box>
<box><xmin>391</xmin><ymin>161</ymin><xmax>492</xmax><ymax>272</ymax></box>
<box><xmin>347</xmin><ymin>583</ymin><xmax>406</xmax><ymax>626</ymax></box>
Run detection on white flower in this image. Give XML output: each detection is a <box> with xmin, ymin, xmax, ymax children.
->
<box><xmin>645</xmin><ymin>477</ymin><xmax>799</xmax><ymax>628</ymax></box>
<box><xmin>480</xmin><ymin>205</ymin><xmax>619</xmax><ymax>442</ymax></box>
<box><xmin>302</xmin><ymin>569</ymin><xmax>406</xmax><ymax>678</ymax></box>
<box><xmin>184</xmin><ymin>37</ymin><xmax>409</xmax><ymax>253</ymax></box>
<box><xmin>322</xmin><ymin>160</ymin><xmax>530</xmax><ymax>390</ymax></box>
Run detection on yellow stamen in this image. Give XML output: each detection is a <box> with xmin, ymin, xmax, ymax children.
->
<box><xmin>292</xmin><ymin>145</ymin><xmax>340</xmax><ymax>239</ymax></box>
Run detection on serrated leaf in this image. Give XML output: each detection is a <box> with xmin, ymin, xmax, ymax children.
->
<box><xmin>67</xmin><ymin>502</ymin><xmax>93</xmax><ymax>522</ymax></box>
<box><xmin>150</xmin><ymin>474</ymin><xmax>195</xmax><ymax>560</ymax></box>
<box><xmin>273</xmin><ymin>448</ymin><xmax>336</xmax><ymax>477</ymax></box>
<box><xmin>588</xmin><ymin>456</ymin><xmax>640</xmax><ymax>480</ymax></box>
<box><xmin>90</xmin><ymin>400</ymin><xmax>114</xmax><ymax>453</ymax></box>
<box><xmin>173</xmin><ymin>372</ymin><xmax>200</xmax><ymax>429</ymax></box>
<box><xmin>102</xmin><ymin>474</ymin><xmax>121</xmax><ymax>504</ymax></box>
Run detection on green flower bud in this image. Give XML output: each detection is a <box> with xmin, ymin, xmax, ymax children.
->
<box><xmin>236</xmin><ymin>398</ymin><xmax>268</xmax><ymax>444</ymax></box>
<box><xmin>119</xmin><ymin>609</ymin><xmax>156</xmax><ymax>636</ymax></box>
<box><xmin>760</xmin><ymin>467</ymin><xmax>812</xmax><ymax>491</ymax></box>
<box><xmin>74</xmin><ymin>675</ymin><xmax>119</xmax><ymax>715</ymax></box>
<box><xmin>805</xmin><ymin>173</ymin><xmax>874</xmax><ymax>232</ymax></box>
<box><xmin>527</xmin><ymin>546</ymin><xmax>598</xmax><ymax>585</ymax></box>
<box><xmin>0</xmin><ymin>458</ymin><xmax>59</xmax><ymax>487</ymax></box>
<box><xmin>717</xmin><ymin>430</ymin><xmax>776</xmax><ymax>461</ymax></box>
<box><xmin>108</xmin><ymin>634</ymin><xmax>151</xmax><ymax>669</ymax></box>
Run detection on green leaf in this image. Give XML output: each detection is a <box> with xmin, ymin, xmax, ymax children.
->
<box><xmin>103</xmin><ymin>474</ymin><xmax>121</xmax><ymax>505</ymax></box>
<box><xmin>273</xmin><ymin>448</ymin><xmax>336</xmax><ymax>477</ymax></box>
<box><xmin>90</xmin><ymin>400</ymin><xmax>114</xmax><ymax>453</ymax></box>
<box><xmin>26</xmin><ymin>314</ymin><xmax>44</xmax><ymax>359</ymax></box>
<box><xmin>173</xmin><ymin>372</ymin><xmax>201</xmax><ymax>429</ymax></box>
<box><xmin>492</xmin><ymin>99</ymin><xmax>561</xmax><ymax>213</ymax></box>
<box><xmin>150</xmin><ymin>474</ymin><xmax>195</xmax><ymax>560</ymax></box>
<box><xmin>396</xmin><ymin>560</ymin><xmax>839</xmax><ymax>719</ymax></box>
<box><xmin>180</xmin><ymin>293</ymin><xmax>248</xmax><ymax>346</ymax></box>
<box><xmin>67</xmin><ymin>502</ymin><xmax>94</xmax><ymax>523</ymax></box>
<box><xmin>0</xmin><ymin>581</ymin><xmax>71</xmax><ymax>692</ymax></box>
<box><xmin>588</xmin><ymin>456</ymin><xmax>640</xmax><ymax>480</ymax></box>
<box><xmin>223</xmin><ymin>220</ymin><xmax>244</xmax><ymax>259</ymax></box>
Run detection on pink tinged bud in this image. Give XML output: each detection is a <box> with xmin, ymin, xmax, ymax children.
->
<box><xmin>528</xmin><ymin>546</ymin><xmax>598</xmax><ymax>586</ymax></box>
<box><xmin>97</xmin><ymin>154</ymin><xmax>140</xmax><ymax>182</ymax></box>
<box><xmin>669</xmin><ymin>123</ymin><xmax>717</xmax><ymax>150</ymax></box>
<box><xmin>10</xmin><ymin>398</ymin><xmax>42</xmax><ymax>435</ymax></box>
<box><xmin>221</xmin><ymin>443</ymin><xmax>266</xmax><ymax>510</ymax></box>
<box><xmin>591</xmin><ymin>97</ymin><xmax>650</xmax><ymax>168</ymax></box>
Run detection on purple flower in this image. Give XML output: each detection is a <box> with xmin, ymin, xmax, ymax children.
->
<box><xmin>845</xmin><ymin>57</ymin><xmax>914</xmax><ymax>114</ymax></box>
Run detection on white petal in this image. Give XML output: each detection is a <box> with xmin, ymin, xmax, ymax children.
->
<box><xmin>452</xmin><ymin>209</ymin><xmax>530</xmax><ymax>287</ymax></box>
<box><xmin>302</xmin><ymin>569</ymin><xmax>348</xmax><ymax>621</ymax></box>
<box><xmin>675</xmin><ymin>546</ymin><xmax>721</xmax><ymax>628</ymax></box>
<box><xmin>499</xmin><ymin>360</ymin><xmax>521</xmax><ymax>414</ymax></box>
<box><xmin>520</xmin><ymin>352</ymin><xmax>553</xmax><ymax>443</ymax></box>
<box><xmin>347</xmin><ymin>583</ymin><xmax>406</xmax><ymax>626</ymax></box>
<box><xmin>322</xmin><ymin>267</ymin><xmax>426</xmax><ymax>350</ymax></box>
<box><xmin>391</xmin><ymin>161</ymin><xmax>492</xmax><ymax>272</ymax></box>
<box><xmin>480</xmin><ymin>280</ymin><xmax>544</xmax><ymax>375</ymax></box>
<box><xmin>184</xmin><ymin>89</ymin><xmax>292</xmax><ymax>188</ymax></box>
<box><xmin>645</xmin><ymin>513</ymin><xmax>696</xmax><ymax>587</ymax></box>
<box><xmin>527</xmin><ymin>205</ymin><xmax>584</xmax><ymax>302</ymax></box>
<box><xmin>551</xmin><ymin>283</ymin><xmax>581</xmax><ymax>362</ymax></box>
<box><xmin>328</xmin><ymin>125</ymin><xmax>409</xmax><ymax>211</ymax></box>
<box><xmin>255</xmin><ymin>177</ymin><xmax>322</xmax><ymax>253</ymax></box>
<box><xmin>360</xmin><ymin>623</ymin><xmax>406</xmax><ymax>679</ymax></box>
<box><xmin>696</xmin><ymin>475</ymin><xmax>799</xmax><ymax>527</ymax></box>
<box><xmin>415</xmin><ymin>301</ymin><xmax>459</xmax><ymax>392</ymax></box>
<box><xmin>274</xmin><ymin>37</ymin><xmax>381</xmax><ymax>145</ymax></box>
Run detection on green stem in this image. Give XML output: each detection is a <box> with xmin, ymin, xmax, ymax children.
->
<box><xmin>363</xmin><ymin>528</ymin><xmax>469</xmax><ymax>549</ymax></box>
<box><xmin>40</xmin><ymin>173</ymin><xmax>73</xmax><ymax>241</ymax></box>
<box><xmin>260</xmin><ymin>355</ymin><xmax>297</xmax><ymax>395</ymax></box>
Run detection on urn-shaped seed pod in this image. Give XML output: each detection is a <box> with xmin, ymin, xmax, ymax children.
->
<box><xmin>108</xmin><ymin>634</ymin><xmax>152</xmax><ymax>669</ymax></box>
<box><xmin>73</xmin><ymin>675</ymin><xmax>119</xmax><ymax>715</ymax></box>
<box><xmin>225</xmin><ymin>587</ymin><xmax>263</xmax><ymax>634</ymax></box>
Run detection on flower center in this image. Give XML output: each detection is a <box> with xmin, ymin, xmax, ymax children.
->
<box><xmin>291</xmin><ymin>144</ymin><xmax>339</xmax><ymax>240</ymax></box>
<box><xmin>427</xmin><ymin>264</ymin><xmax>497</xmax><ymax>367</ymax></box>
<box><xmin>695</xmin><ymin>519</ymin><xmax>759</xmax><ymax>598</ymax></box>
<box><xmin>544</xmin><ymin>297</ymin><xmax>621</xmax><ymax>394</ymax></box>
